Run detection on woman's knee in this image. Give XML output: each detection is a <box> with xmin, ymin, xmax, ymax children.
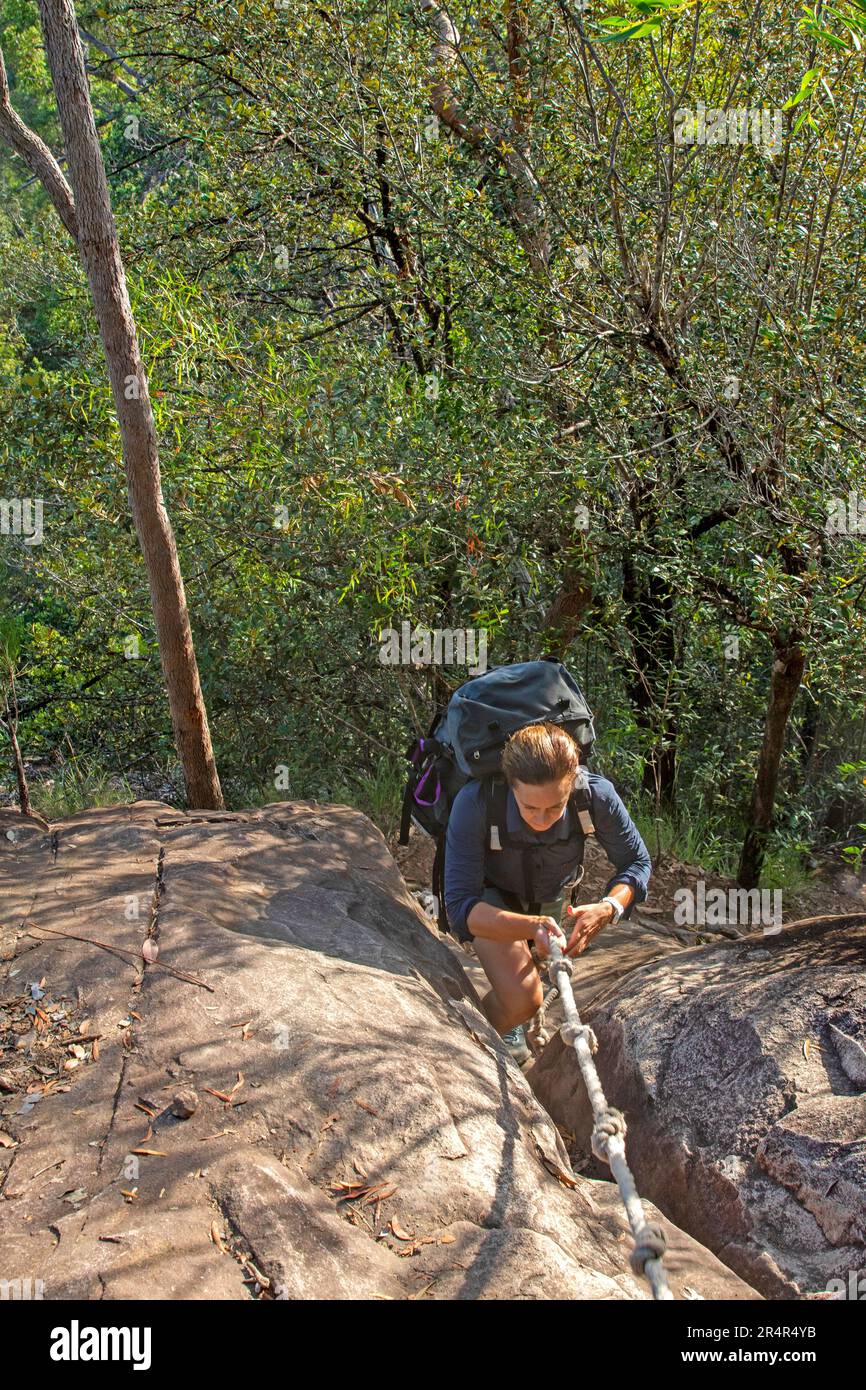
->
<box><xmin>472</xmin><ymin>937</ymin><xmax>543</xmax><ymax>1019</ymax></box>
<box><xmin>502</xmin><ymin>975</ymin><xmax>544</xmax><ymax>1023</ymax></box>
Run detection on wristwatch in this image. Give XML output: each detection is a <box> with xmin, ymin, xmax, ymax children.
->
<box><xmin>601</xmin><ymin>895</ymin><xmax>624</xmax><ymax>925</ymax></box>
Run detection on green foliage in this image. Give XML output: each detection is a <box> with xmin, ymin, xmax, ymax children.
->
<box><xmin>1</xmin><ymin>0</ymin><xmax>865</xmax><ymax>897</ymax></box>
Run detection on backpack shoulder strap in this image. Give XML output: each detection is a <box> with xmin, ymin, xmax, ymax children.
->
<box><xmin>569</xmin><ymin>777</ymin><xmax>596</xmax><ymax>837</ymax></box>
<box><xmin>398</xmin><ymin>764</ymin><xmax>418</xmax><ymax>846</ymax></box>
<box><xmin>485</xmin><ymin>775</ymin><xmax>594</xmax><ymax>844</ymax></box>
<box><xmin>484</xmin><ymin>776</ymin><xmax>538</xmax><ymax>905</ymax></box>
<box><xmin>483</xmin><ymin>775</ymin><xmax>510</xmax><ymax>851</ymax></box>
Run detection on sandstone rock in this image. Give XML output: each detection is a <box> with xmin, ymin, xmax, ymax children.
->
<box><xmin>171</xmin><ymin>1088</ymin><xmax>198</xmax><ymax>1119</ymax></box>
<box><xmin>529</xmin><ymin>913</ymin><xmax>866</xmax><ymax>1298</ymax></box>
<box><xmin>830</xmin><ymin>1023</ymin><xmax>866</xmax><ymax>1088</ymax></box>
<box><xmin>756</xmin><ymin>1095</ymin><xmax>866</xmax><ymax>1247</ymax></box>
<box><xmin>0</xmin><ymin>800</ymin><xmax>758</xmax><ymax>1301</ymax></box>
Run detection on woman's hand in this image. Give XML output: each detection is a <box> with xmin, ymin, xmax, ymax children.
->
<box><xmin>532</xmin><ymin>916</ymin><xmax>568</xmax><ymax>959</ymax></box>
<box><xmin>562</xmin><ymin>900</ymin><xmax>616</xmax><ymax>958</ymax></box>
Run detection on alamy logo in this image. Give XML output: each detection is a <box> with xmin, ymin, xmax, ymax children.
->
<box><xmin>378</xmin><ymin>621</ymin><xmax>487</xmax><ymax>675</ymax></box>
<box><xmin>825</xmin><ymin>492</ymin><xmax>866</xmax><ymax>535</ymax></box>
<box><xmin>674</xmin><ymin>104</ymin><xmax>783</xmax><ymax>150</ymax></box>
<box><xmin>0</xmin><ymin>1277</ymin><xmax>44</xmax><ymax>1299</ymax></box>
<box><xmin>0</xmin><ymin>497</ymin><xmax>43</xmax><ymax>545</ymax></box>
<box><xmin>49</xmin><ymin>1320</ymin><xmax>152</xmax><ymax>1370</ymax></box>
<box><xmin>825</xmin><ymin>1269</ymin><xmax>866</xmax><ymax>1299</ymax></box>
<box><xmin>674</xmin><ymin>883</ymin><xmax>782</xmax><ymax>928</ymax></box>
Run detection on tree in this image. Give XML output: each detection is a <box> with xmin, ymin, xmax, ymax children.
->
<box><xmin>0</xmin><ymin>0</ymin><xmax>223</xmax><ymax>808</ymax></box>
<box><xmin>1</xmin><ymin>620</ymin><xmax>32</xmax><ymax>816</ymax></box>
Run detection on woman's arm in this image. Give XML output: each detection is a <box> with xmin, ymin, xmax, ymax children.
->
<box><xmin>467</xmin><ymin>899</ymin><xmax>566</xmax><ymax>953</ymax></box>
<box><xmin>562</xmin><ymin>776</ymin><xmax>651</xmax><ymax>956</ymax></box>
<box><xmin>443</xmin><ymin>783</ymin><xmax>488</xmax><ymax>936</ymax></box>
<box><xmin>588</xmin><ymin>774</ymin><xmax>652</xmax><ymax>911</ymax></box>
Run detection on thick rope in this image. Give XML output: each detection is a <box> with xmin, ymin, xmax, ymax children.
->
<box><xmin>525</xmin><ymin>981</ymin><xmax>559</xmax><ymax>1053</ymax></box>
<box><xmin>545</xmin><ymin>939</ymin><xmax>674</xmax><ymax>1300</ymax></box>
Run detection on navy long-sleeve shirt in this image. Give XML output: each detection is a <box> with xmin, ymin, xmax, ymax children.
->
<box><xmin>444</xmin><ymin>771</ymin><xmax>652</xmax><ymax>937</ymax></box>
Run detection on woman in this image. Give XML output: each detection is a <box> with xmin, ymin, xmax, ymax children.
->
<box><xmin>444</xmin><ymin>721</ymin><xmax>652</xmax><ymax>1063</ymax></box>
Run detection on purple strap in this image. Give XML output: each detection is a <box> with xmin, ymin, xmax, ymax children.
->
<box><xmin>414</xmin><ymin>760</ymin><xmax>441</xmax><ymax>807</ymax></box>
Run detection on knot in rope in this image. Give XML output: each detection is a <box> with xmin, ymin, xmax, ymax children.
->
<box><xmin>629</xmin><ymin>1222</ymin><xmax>668</xmax><ymax>1277</ymax></box>
<box><xmin>561</xmin><ymin>1020</ymin><xmax>597</xmax><ymax>1053</ymax></box>
<box><xmin>590</xmin><ymin>1105</ymin><xmax>627</xmax><ymax>1163</ymax></box>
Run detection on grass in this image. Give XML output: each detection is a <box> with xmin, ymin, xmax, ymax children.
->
<box><xmin>633</xmin><ymin>796</ymin><xmax>739</xmax><ymax>876</ymax></box>
<box><xmin>632</xmin><ymin>795</ymin><xmax>813</xmax><ymax>891</ymax></box>
<box><xmin>754</xmin><ymin>843</ymin><xmax>812</xmax><ymax>894</ymax></box>
<box><xmin>329</xmin><ymin>758</ymin><xmax>406</xmax><ymax>841</ymax></box>
<box><xmin>27</xmin><ymin>759</ymin><xmax>135</xmax><ymax>820</ymax></box>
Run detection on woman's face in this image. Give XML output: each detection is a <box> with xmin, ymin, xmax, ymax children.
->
<box><xmin>511</xmin><ymin>774</ymin><xmax>575</xmax><ymax>833</ymax></box>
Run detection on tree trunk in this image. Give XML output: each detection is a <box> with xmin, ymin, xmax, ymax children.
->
<box><xmin>798</xmin><ymin>691</ymin><xmax>820</xmax><ymax>780</ymax></box>
<box><xmin>29</xmin><ymin>3</ymin><xmax>222</xmax><ymax>808</ymax></box>
<box><xmin>542</xmin><ymin>565</ymin><xmax>595</xmax><ymax>656</ymax></box>
<box><xmin>2</xmin><ymin>700</ymin><xmax>32</xmax><ymax>818</ymax></box>
<box><xmin>420</xmin><ymin>1</ymin><xmax>549</xmax><ymax>273</ymax></box>
<box><xmin>738</xmin><ymin>641</ymin><xmax>807</xmax><ymax>888</ymax></box>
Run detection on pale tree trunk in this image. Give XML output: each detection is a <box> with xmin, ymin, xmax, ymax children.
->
<box><xmin>0</xmin><ymin>9</ymin><xmax>223</xmax><ymax>808</ymax></box>
<box><xmin>419</xmin><ymin>1</ymin><xmax>549</xmax><ymax>273</ymax></box>
<box><xmin>2</xmin><ymin>685</ymin><xmax>32</xmax><ymax>819</ymax></box>
<box><xmin>7</xmin><ymin>718</ymin><xmax>31</xmax><ymax>818</ymax></box>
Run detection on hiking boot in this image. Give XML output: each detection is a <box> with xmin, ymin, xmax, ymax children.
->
<box><xmin>501</xmin><ymin>1024</ymin><xmax>531</xmax><ymax>1065</ymax></box>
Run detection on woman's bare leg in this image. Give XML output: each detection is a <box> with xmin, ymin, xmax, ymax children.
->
<box><xmin>470</xmin><ymin>935</ymin><xmax>544</xmax><ymax>1034</ymax></box>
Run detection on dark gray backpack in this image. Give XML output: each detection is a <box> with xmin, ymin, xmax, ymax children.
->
<box><xmin>398</xmin><ymin>658</ymin><xmax>596</xmax><ymax>932</ymax></box>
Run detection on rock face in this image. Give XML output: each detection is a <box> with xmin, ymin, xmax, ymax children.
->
<box><xmin>0</xmin><ymin>801</ymin><xmax>756</xmax><ymax>1301</ymax></box>
<box><xmin>529</xmin><ymin>914</ymin><xmax>866</xmax><ymax>1298</ymax></box>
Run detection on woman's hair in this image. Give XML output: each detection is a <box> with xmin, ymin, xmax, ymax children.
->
<box><xmin>501</xmin><ymin>721</ymin><xmax>580</xmax><ymax>787</ymax></box>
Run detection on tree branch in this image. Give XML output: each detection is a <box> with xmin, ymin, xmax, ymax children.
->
<box><xmin>0</xmin><ymin>43</ymin><xmax>79</xmax><ymax>240</ymax></box>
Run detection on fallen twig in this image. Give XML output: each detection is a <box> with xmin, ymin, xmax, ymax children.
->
<box><xmin>23</xmin><ymin>923</ymin><xmax>214</xmax><ymax>992</ymax></box>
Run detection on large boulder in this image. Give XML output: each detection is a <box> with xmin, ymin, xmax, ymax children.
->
<box><xmin>0</xmin><ymin>801</ymin><xmax>756</xmax><ymax>1300</ymax></box>
<box><xmin>529</xmin><ymin>913</ymin><xmax>866</xmax><ymax>1298</ymax></box>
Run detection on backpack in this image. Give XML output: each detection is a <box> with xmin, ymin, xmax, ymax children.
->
<box><xmin>398</xmin><ymin>658</ymin><xmax>597</xmax><ymax>933</ymax></box>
